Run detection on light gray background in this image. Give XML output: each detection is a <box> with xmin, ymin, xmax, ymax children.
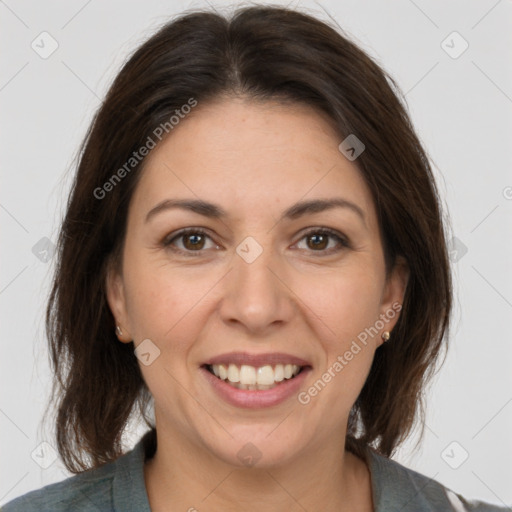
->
<box><xmin>1</xmin><ymin>0</ymin><xmax>511</xmax><ymax>507</ymax></box>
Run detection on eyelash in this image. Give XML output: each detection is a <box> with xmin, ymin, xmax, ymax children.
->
<box><xmin>162</xmin><ymin>227</ymin><xmax>350</xmax><ymax>257</ymax></box>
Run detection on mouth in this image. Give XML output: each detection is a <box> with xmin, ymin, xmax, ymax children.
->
<box><xmin>201</xmin><ymin>362</ymin><xmax>311</xmax><ymax>391</ymax></box>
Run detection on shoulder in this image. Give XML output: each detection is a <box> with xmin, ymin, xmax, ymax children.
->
<box><xmin>1</xmin><ymin>431</ymin><xmax>154</xmax><ymax>512</ymax></box>
<box><xmin>1</xmin><ymin>456</ymin><xmax>119</xmax><ymax>512</ymax></box>
<box><xmin>365</xmin><ymin>447</ymin><xmax>507</xmax><ymax>512</ymax></box>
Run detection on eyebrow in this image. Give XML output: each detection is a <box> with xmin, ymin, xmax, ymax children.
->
<box><xmin>145</xmin><ymin>197</ymin><xmax>366</xmax><ymax>226</ymax></box>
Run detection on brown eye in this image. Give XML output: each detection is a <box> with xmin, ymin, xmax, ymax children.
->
<box><xmin>306</xmin><ymin>233</ymin><xmax>329</xmax><ymax>250</ymax></box>
<box><xmin>295</xmin><ymin>228</ymin><xmax>350</xmax><ymax>254</ymax></box>
<box><xmin>181</xmin><ymin>232</ymin><xmax>206</xmax><ymax>250</ymax></box>
<box><xmin>163</xmin><ymin>227</ymin><xmax>349</xmax><ymax>257</ymax></box>
<box><xmin>163</xmin><ymin>228</ymin><xmax>217</xmax><ymax>255</ymax></box>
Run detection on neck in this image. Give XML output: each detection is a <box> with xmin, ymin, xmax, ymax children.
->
<box><xmin>143</xmin><ymin>425</ymin><xmax>373</xmax><ymax>512</ymax></box>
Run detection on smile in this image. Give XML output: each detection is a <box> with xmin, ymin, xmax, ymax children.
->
<box><xmin>206</xmin><ymin>363</ymin><xmax>303</xmax><ymax>390</ymax></box>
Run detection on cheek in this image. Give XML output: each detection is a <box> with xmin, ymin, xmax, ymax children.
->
<box><xmin>295</xmin><ymin>262</ymin><xmax>384</xmax><ymax>344</ymax></box>
<box><xmin>122</xmin><ymin>256</ymin><xmax>217</xmax><ymax>355</ymax></box>
<box><xmin>123</xmin><ymin>268</ymin><xmax>206</xmax><ymax>408</ymax></box>
<box><xmin>292</xmin><ymin>264</ymin><xmax>383</xmax><ymax>401</ymax></box>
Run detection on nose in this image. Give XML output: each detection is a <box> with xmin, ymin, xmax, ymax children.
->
<box><xmin>218</xmin><ymin>237</ymin><xmax>296</xmax><ymax>335</ymax></box>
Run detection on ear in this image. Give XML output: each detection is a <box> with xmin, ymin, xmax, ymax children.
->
<box><xmin>105</xmin><ymin>260</ymin><xmax>132</xmax><ymax>343</ymax></box>
<box><xmin>377</xmin><ymin>255</ymin><xmax>409</xmax><ymax>346</ymax></box>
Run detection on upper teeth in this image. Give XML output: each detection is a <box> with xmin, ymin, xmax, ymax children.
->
<box><xmin>211</xmin><ymin>364</ymin><xmax>301</xmax><ymax>385</ymax></box>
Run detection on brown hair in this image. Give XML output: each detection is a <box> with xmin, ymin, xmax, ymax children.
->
<box><xmin>43</xmin><ymin>4</ymin><xmax>452</xmax><ymax>473</ymax></box>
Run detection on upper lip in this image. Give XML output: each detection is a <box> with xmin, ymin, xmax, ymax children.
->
<box><xmin>202</xmin><ymin>352</ymin><xmax>312</xmax><ymax>368</ymax></box>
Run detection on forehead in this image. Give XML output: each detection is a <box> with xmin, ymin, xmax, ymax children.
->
<box><xmin>130</xmin><ymin>98</ymin><xmax>377</xmax><ymax>226</ymax></box>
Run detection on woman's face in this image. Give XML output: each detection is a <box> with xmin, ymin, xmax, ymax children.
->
<box><xmin>107</xmin><ymin>98</ymin><xmax>407</xmax><ymax>468</ymax></box>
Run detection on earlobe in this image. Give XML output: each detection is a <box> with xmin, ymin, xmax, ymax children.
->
<box><xmin>379</xmin><ymin>256</ymin><xmax>409</xmax><ymax>342</ymax></box>
<box><xmin>105</xmin><ymin>264</ymin><xmax>132</xmax><ymax>343</ymax></box>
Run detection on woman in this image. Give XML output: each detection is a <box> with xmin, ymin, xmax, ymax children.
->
<box><xmin>2</xmin><ymin>4</ymin><xmax>506</xmax><ymax>511</ymax></box>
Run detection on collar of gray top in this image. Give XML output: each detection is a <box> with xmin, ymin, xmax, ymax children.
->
<box><xmin>113</xmin><ymin>430</ymin><xmax>500</xmax><ymax>512</ymax></box>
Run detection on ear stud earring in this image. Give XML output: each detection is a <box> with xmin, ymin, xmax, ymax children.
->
<box><xmin>116</xmin><ymin>325</ymin><xmax>123</xmax><ymax>337</ymax></box>
<box><xmin>381</xmin><ymin>331</ymin><xmax>390</xmax><ymax>342</ymax></box>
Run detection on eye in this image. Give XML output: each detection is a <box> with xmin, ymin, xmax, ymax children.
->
<box><xmin>294</xmin><ymin>228</ymin><xmax>350</xmax><ymax>255</ymax></box>
<box><xmin>162</xmin><ymin>227</ymin><xmax>350</xmax><ymax>257</ymax></box>
<box><xmin>162</xmin><ymin>228</ymin><xmax>218</xmax><ymax>256</ymax></box>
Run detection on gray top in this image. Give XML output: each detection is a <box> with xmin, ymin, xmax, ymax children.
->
<box><xmin>1</xmin><ymin>429</ymin><xmax>506</xmax><ymax>511</ymax></box>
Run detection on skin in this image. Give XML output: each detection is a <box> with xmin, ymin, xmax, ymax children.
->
<box><xmin>106</xmin><ymin>97</ymin><xmax>409</xmax><ymax>512</ymax></box>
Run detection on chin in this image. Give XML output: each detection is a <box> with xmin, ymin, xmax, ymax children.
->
<box><xmin>204</xmin><ymin>431</ymin><xmax>305</xmax><ymax>470</ymax></box>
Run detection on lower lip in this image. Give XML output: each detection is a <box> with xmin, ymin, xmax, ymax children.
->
<box><xmin>200</xmin><ymin>366</ymin><xmax>312</xmax><ymax>409</ymax></box>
